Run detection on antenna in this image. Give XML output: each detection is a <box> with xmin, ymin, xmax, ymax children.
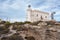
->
<box><xmin>27</xmin><ymin>0</ymin><xmax>31</xmax><ymax>8</ymax></box>
<box><xmin>28</xmin><ymin>5</ymin><xmax>31</xmax><ymax>8</ymax></box>
<box><xmin>51</xmin><ymin>12</ymin><xmax>56</xmax><ymax>20</ymax></box>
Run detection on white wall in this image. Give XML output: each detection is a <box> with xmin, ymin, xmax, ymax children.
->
<box><xmin>26</xmin><ymin>9</ymin><xmax>50</xmax><ymax>22</ymax></box>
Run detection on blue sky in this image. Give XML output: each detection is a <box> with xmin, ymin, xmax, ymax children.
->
<box><xmin>0</xmin><ymin>0</ymin><xmax>60</xmax><ymax>22</ymax></box>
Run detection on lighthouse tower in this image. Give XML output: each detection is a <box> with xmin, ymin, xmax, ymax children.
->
<box><xmin>26</xmin><ymin>5</ymin><xmax>32</xmax><ymax>22</ymax></box>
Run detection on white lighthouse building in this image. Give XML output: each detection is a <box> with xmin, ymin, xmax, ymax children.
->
<box><xmin>26</xmin><ymin>5</ymin><xmax>50</xmax><ymax>22</ymax></box>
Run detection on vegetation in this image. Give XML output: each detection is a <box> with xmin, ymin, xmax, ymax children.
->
<box><xmin>17</xmin><ymin>26</ymin><xmax>28</xmax><ymax>31</ymax></box>
<box><xmin>0</xmin><ymin>19</ymin><xmax>1</xmax><ymax>21</ymax></box>
<box><xmin>1</xmin><ymin>34</ymin><xmax>24</xmax><ymax>40</ymax></box>
<box><xmin>0</xmin><ymin>21</ymin><xmax>6</xmax><ymax>24</ymax></box>
<box><xmin>5</xmin><ymin>21</ymin><xmax>11</xmax><ymax>28</ymax></box>
<box><xmin>12</xmin><ymin>25</ymin><xmax>28</xmax><ymax>31</ymax></box>
<box><xmin>0</xmin><ymin>26</ymin><xmax>9</xmax><ymax>34</ymax></box>
<box><xmin>24</xmin><ymin>21</ymin><xmax>31</xmax><ymax>24</ymax></box>
<box><xmin>46</xmin><ymin>21</ymin><xmax>56</xmax><ymax>25</ymax></box>
<box><xmin>30</xmin><ymin>21</ymin><xmax>43</xmax><ymax>25</ymax></box>
<box><xmin>31</xmin><ymin>22</ymin><xmax>39</xmax><ymax>25</ymax></box>
<box><xmin>13</xmin><ymin>22</ymin><xmax>24</xmax><ymax>25</ymax></box>
<box><xmin>12</xmin><ymin>26</ymin><xmax>18</xmax><ymax>30</ymax></box>
<box><xmin>9</xmin><ymin>34</ymin><xmax>24</xmax><ymax>40</ymax></box>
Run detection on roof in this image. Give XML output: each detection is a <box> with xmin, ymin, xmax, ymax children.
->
<box><xmin>32</xmin><ymin>9</ymin><xmax>49</xmax><ymax>15</ymax></box>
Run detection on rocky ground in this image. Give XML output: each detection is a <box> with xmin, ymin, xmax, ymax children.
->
<box><xmin>0</xmin><ymin>21</ymin><xmax>60</xmax><ymax>40</ymax></box>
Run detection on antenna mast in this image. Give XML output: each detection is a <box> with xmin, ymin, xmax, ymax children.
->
<box><xmin>51</xmin><ymin>12</ymin><xmax>56</xmax><ymax>20</ymax></box>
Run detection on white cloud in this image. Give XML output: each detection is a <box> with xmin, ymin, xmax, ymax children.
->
<box><xmin>0</xmin><ymin>0</ymin><xmax>60</xmax><ymax>21</ymax></box>
<box><xmin>10</xmin><ymin>18</ymin><xmax>26</xmax><ymax>22</ymax></box>
<box><xmin>55</xmin><ymin>11</ymin><xmax>60</xmax><ymax>16</ymax></box>
<box><xmin>0</xmin><ymin>0</ymin><xmax>27</xmax><ymax>10</ymax></box>
<box><xmin>9</xmin><ymin>3</ymin><xmax>21</xmax><ymax>9</ymax></box>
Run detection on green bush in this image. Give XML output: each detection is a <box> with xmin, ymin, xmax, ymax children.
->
<box><xmin>1</xmin><ymin>34</ymin><xmax>24</xmax><ymax>40</ymax></box>
<box><xmin>24</xmin><ymin>21</ymin><xmax>31</xmax><ymax>24</ymax></box>
<box><xmin>9</xmin><ymin>34</ymin><xmax>24</xmax><ymax>40</ymax></box>
<box><xmin>17</xmin><ymin>26</ymin><xmax>28</xmax><ymax>31</ymax></box>
<box><xmin>31</xmin><ymin>22</ymin><xmax>38</xmax><ymax>25</ymax></box>
<box><xmin>14</xmin><ymin>22</ymin><xmax>24</xmax><ymax>25</ymax></box>
<box><xmin>12</xmin><ymin>26</ymin><xmax>18</xmax><ymax>30</ymax></box>
<box><xmin>1</xmin><ymin>37</ymin><xmax>9</xmax><ymax>40</ymax></box>
<box><xmin>0</xmin><ymin>26</ymin><xmax>9</xmax><ymax>34</ymax></box>
<box><xmin>5</xmin><ymin>21</ymin><xmax>11</xmax><ymax>28</ymax></box>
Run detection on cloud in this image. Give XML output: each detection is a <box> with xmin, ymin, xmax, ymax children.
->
<box><xmin>0</xmin><ymin>0</ymin><xmax>60</xmax><ymax>22</ymax></box>
<box><xmin>0</xmin><ymin>0</ymin><xmax>7</xmax><ymax>3</ymax></box>
<box><xmin>9</xmin><ymin>18</ymin><xmax>26</xmax><ymax>22</ymax></box>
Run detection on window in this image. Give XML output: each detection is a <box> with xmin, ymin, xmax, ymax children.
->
<box><xmin>41</xmin><ymin>16</ymin><xmax>43</xmax><ymax>19</ymax></box>
<box><xmin>45</xmin><ymin>16</ymin><xmax>47</xmax><ymax>18</ymax></box>
<box><xmin>37</xmin><ymin>14</ymin><xmax>38</xmax><ymax>17</ymax></box>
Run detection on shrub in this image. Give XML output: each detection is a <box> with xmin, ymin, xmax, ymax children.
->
<box><xmin>14</xmin><ymin>22</ymin><xmax>24</xmax><ymax>25</ymax></box>
<box><xmin>1</xmin><ymin>37</ymin><xmax>9</xmax><ymax>40</ymax></box>
<box><xmin>5</xmin><ymin>21</ymin><xmax>11</xmax><ymax>28</ymax></box>
<box><xmin>0</xmin><ymin>26</ymin><xmax>9</xmax><ymax>34</ymax></box>
<box><xmin>1</xmin><ymin>34</ymin><xmax>24</xmax><ymax>40</ymax></box>
<box><xmin>9</xmin><ymin>35</ymin><xmax>24</xmax><ymax>40</ymax></box>
<box><xmin>12</xmin><ymin>26</ymin><xmax>18</xmax><ymax>30</ymax></box>
<box><xmin>24</xmin><ymin>21</ymin><xmax>31</xmax><ymax>24</ymax></box>
<box><xmin>17</xmin><ymin>26</ymin><xmax>28</xmax><ymax>31</ymax></box>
